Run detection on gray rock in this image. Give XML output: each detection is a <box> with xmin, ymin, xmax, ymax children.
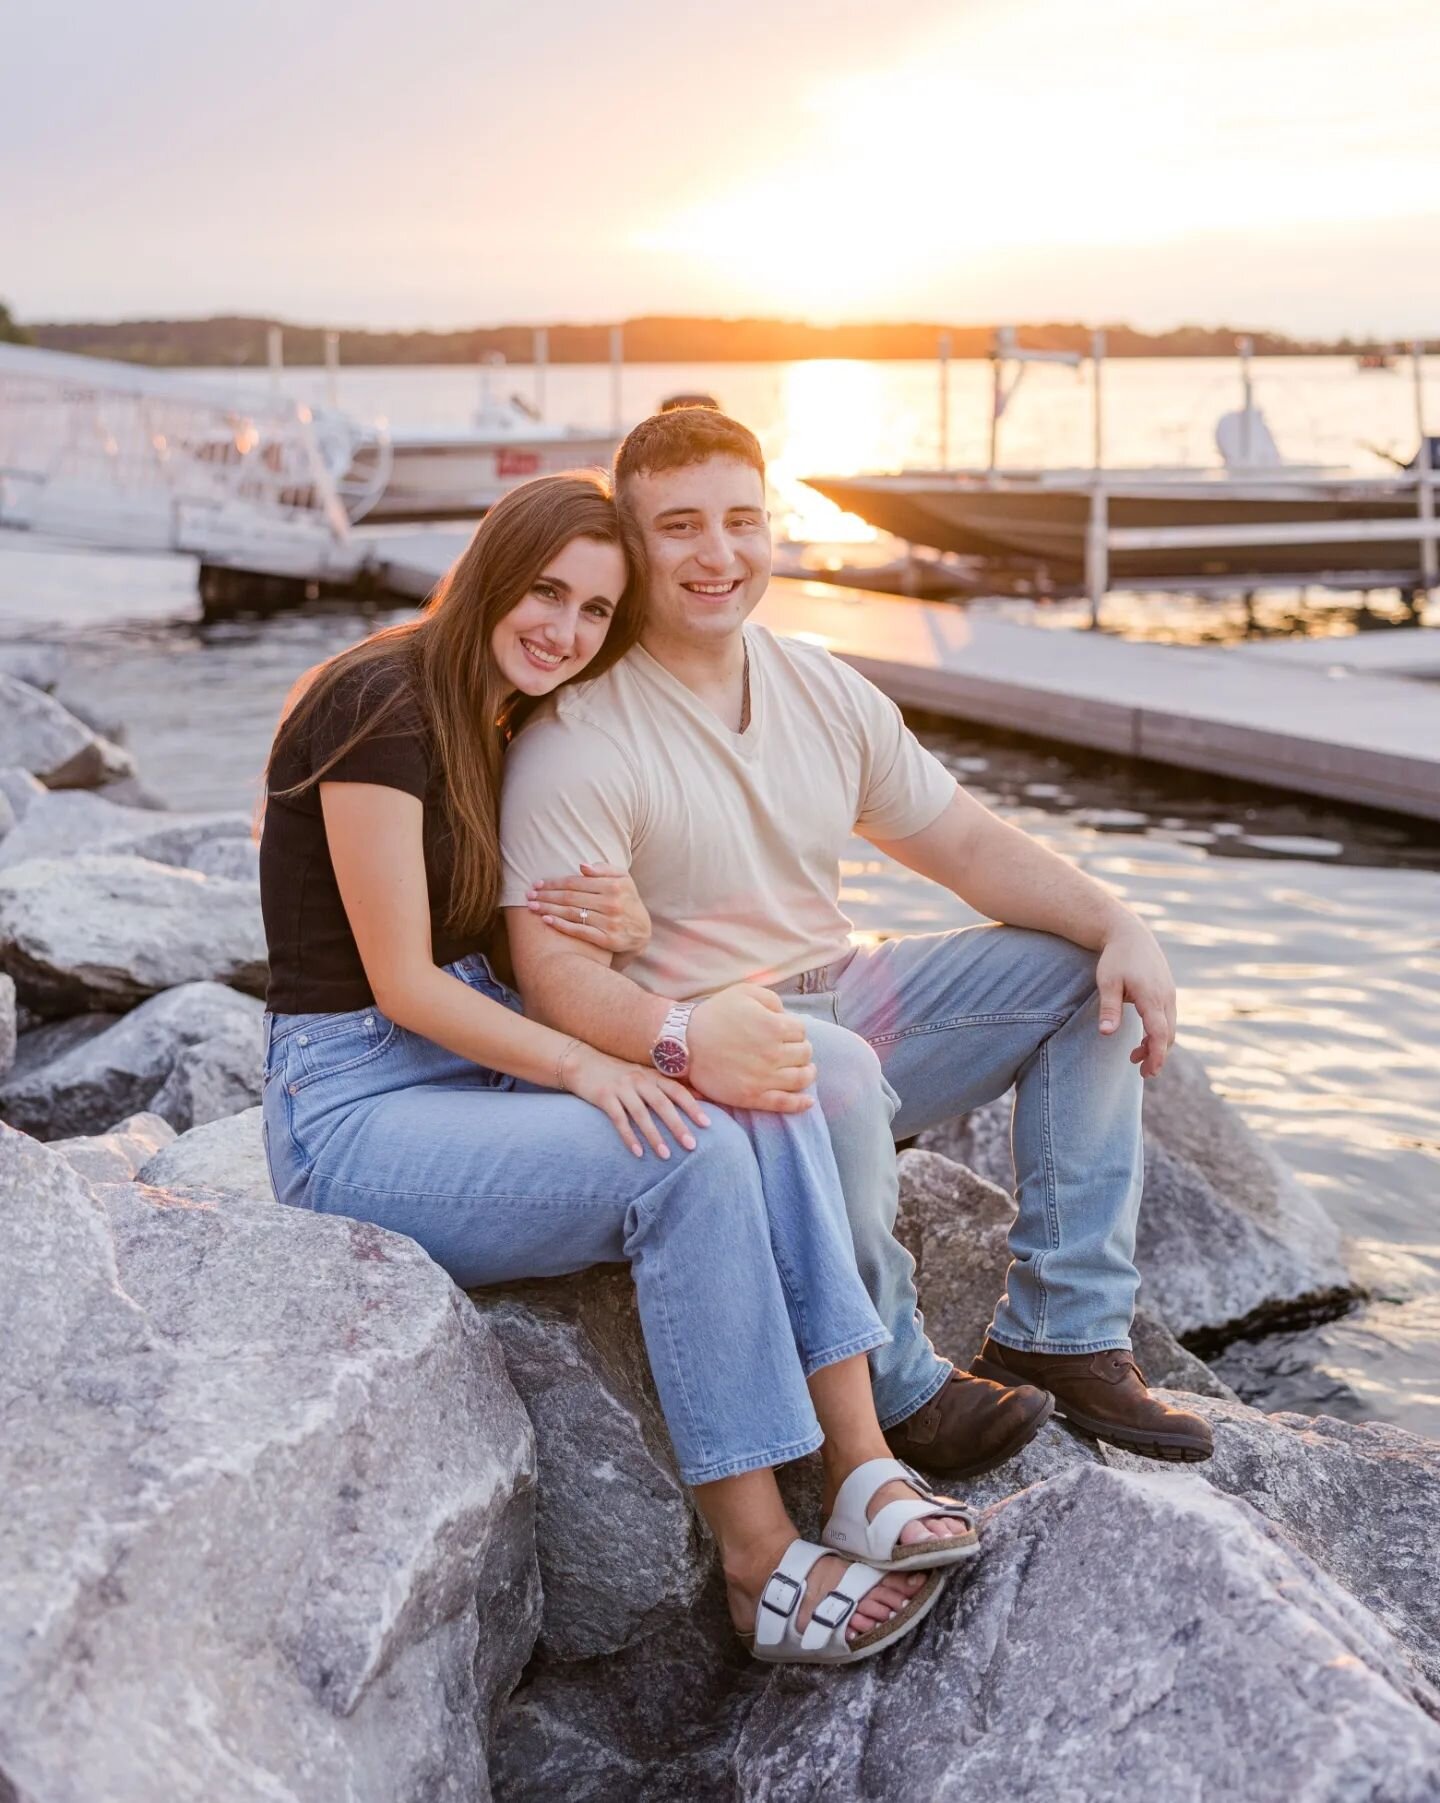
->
<box><xmin>0</xmin><ymin>853</ymin><xmax>266</xmax><ymax>1015</ymax></box>
<box><xmin>0</xmin><ymin>1126</ymin><xmax>541</xmax><ymax>1803</ymax></box>
<box><xmin>896</xmin><ymin>1148</ymin><xmax>1235</xmax><ymax>1397</ymax></box>
<box><xmin>0</xmin><ymin>973</ymin><xmax>13</xmax><ymax>1078</ymax></box>
<box><xmin>473</xmin><ymin>1268</ymin><xmax>711</xmax><ymax>1662</ymax></box>
<box><xmin>135</xmin><ymin>1105</ymin><xmax>271</xmax><ymax>1206</ymax></box>
<box><xmin>0</xmin><ymin>766</ymin><xmax>46</xmax><ymax>823</ymax></box>
<box><xmin>0</xmin><ymin>644</ymin><xmax>63</xmax><ymax>691</ymax></box>
<box><xmin>728</xmin><ymin>1464</ymin><xmax>1440</xmax><ymax>1803</ymax></box>
<box><xmin>0</xmin><ymin>670</ymin><xmax>134</xmax><ymax>789</ymax></box>
<box><xmin>0</xmin><ymin>788</ymin><xmax>252</xmax><ymax>872</ymax></box>
<box><xmin>0</xmin><ymin>981</ymin><xmax>262</xmax><ymax>1138</ymax></box>
<box><xmin>4</xmin><ymin>1010</ymin><xmax>122</xmax><ymax>1089</ymax></box>
<box><xmin>918</xmin><ymin>1045</ymin><xmax>1355</xmax><ymax>1343</ymax></box>
<box><xmin>0</xmin><ymin>789</ymin><xmax>14</xmax><ymax>844</ymax></box>
<box><xmin>1107</xmin><ymin>1395</ymin><xmax>1440</xmax><ymax>1690</ymax></box>
<box><xmin>51</xmin><ymin>1110</ymin><xmax>177</xmax><ymax>1184</ymax></box>
<box><xmin>185</xmin><ymin>833</ymin><xmax>261</xmax><ymax>883</ymax></box>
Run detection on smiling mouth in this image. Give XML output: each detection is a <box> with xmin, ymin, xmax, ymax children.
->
<box><xmin>519</xmin><ymin>637</ymin><xmax>565</xmax><ymax>669</ymax></box>
<box><xmin>682</xmin><ymin>580</ymin><xmax>742</xmax><ymax>598</ymax></box>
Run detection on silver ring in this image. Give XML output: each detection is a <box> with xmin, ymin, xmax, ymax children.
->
<box><xmin>578</xmin><ymin>908</ymin><xmax>589</xmax><ymax>926</ymax></box>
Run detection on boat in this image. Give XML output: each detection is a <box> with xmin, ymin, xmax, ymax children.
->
<box><xmin>803</xmin><ymin>333</ymin><xmax>1440</xmax><ymax>602</ymax></box>
<box><xmin>351</xmin><ymin>356</ymin><xmax>622</xmax><ymax>523</ymax></box>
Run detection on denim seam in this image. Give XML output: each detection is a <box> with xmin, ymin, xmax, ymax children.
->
<box><xmin>863</xmin><ymin>1010</ymin><xmax>1068</xmax><ymax>1050</ymax></box>
<box><xmin>1035</xmin><ymin>1035</ymin><xmax>1060</xmax><ymax>1344</ymax></box>
<box><xmin>799</xmin><ymin>1326</ymin><xmax>891</xmax><ymax>1382</ymax></box>
<box><xmin>679</xmin><ymin>1430</ymin><xmax>825</xmax><ymax>1488</ymax></box>
<box><xmin>985</xmin><ymin>1330</ymin><xmax>1133</xmax><ymax>1356</ymax></box>
<box><xmin>876</xmin><ymin>1359</ymin><xmax>955</xmax><ymax>1433</ymax></box>
<box><xmin>288</xmin><ymin>1023</ymin><xmax>399</xmax><ymax>1094</ymax></box>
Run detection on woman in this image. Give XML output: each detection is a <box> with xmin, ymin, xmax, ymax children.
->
<box><xmin>258</xmin><ymin>470</ymin><xmax>979</xmax><ymax>1666</ymax></box>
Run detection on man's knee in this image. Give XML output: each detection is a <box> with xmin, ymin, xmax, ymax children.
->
<box><xmin>803</xmin><ymin>1017</ymin><xmax>900</xmax><ymax>1136</ymax></box>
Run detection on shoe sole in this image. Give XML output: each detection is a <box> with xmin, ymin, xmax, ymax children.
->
<box><xmin>970</xmin><ymin>1358</ymin><xmax>1213</xmax><ymax>1463</ymax></box>
<box><xmin>887</xmin><ymin>1389</ymin><xmax>1057</xmax><ymax>1481</ymax></box>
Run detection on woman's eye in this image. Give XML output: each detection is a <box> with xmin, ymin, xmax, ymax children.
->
<box><xmin>534</xmin><ymin>583</ymin><xmax>559</xmax><ymax>600</ymax></box>
<box><xmin>584</xmin><ymin>603</ymin><xmax>612</xmax><ymax>619</ymax></box>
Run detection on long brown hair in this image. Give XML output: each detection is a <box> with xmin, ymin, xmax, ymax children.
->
<box><xmin>261</xmin><ymin>469</ymin><xmax>639</xmax><ymax>936</ymax></box>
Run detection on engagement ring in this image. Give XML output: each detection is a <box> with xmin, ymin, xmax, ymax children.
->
<box><xmin>579</xmin><ymin>908</ymin><xmax>589</xmax><ymax>925</ymax></box>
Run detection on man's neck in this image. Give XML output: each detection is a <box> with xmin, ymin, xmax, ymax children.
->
<box><xmin>640</xmin><ymin>625</ymin><xmax>746</xmax><ymax>692</ymax></box>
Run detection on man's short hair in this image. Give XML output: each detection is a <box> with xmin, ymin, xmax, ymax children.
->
<box><xmin>614</xmin><ymin>407</ymin><xmax>765</xmax><ymax>497</ymax></box>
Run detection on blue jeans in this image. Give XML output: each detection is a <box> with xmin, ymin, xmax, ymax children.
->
<box><xmin>260</xmin><ymin>953</ymin><xmax>888</xmax><ymax>1487</ymax></box>
<box><xmin>775</xmin><ymin>925</ymin><xmax>1145</xmax><ymax>1426</ymax></box>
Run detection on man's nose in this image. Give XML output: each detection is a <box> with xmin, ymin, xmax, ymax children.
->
<box><xmin>693</xmin><ymin>525</ymin><xmax>732</xmax><ymax>569</ymax></box>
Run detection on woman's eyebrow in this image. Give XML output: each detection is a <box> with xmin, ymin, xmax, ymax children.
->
<box><xmin>535</xmin><ymin>573</ymin><xmax>571</xmax><ymax>593</ymax></box>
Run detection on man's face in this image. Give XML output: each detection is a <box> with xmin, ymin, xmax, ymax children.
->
<box><xmin>625</xmin><ymin>455</ymin><xmax>771</xmax><ymax>648</ymax></box>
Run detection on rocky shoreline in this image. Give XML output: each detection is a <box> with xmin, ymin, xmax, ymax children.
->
<box><xmin>2</xmin><ymin>663</ymin><xmax>1437</xmax><ymax>1801</ymax></box>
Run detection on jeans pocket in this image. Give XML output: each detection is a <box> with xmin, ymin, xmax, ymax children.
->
<box><xmin>288</xmin><ymin>1008</ymin><xmax>399</xmax><ymax>1093</ymax></box>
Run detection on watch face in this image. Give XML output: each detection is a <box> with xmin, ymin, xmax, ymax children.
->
<box><xmin>652</xmin><ymin>1037</ymin><xmax>689</xmax><ymax>1077</ymax></box>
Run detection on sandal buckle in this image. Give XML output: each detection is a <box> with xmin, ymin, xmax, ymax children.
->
<box><xmin>811</xmin><ymin>1590</ymin><xmax>856</xmax><ymax>1631</ymax></box>
<box><xmin>760</xmin><ymin>1571</ymin><xmax>803</xmax><ymax>1618</ymax></box>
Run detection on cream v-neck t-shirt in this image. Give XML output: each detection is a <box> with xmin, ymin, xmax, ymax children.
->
<box><xmin>498</xmin><ymin>625</ymin><xmax>957</xmax><ymax>1002</ymax></box>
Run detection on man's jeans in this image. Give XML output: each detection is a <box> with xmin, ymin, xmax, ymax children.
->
<box><xmin>775</xmin><ymin>924</ymin><xmax>1145</xmax><ymax>1429</ymax></box>
<box><xmin>261</xmin><ymin>952</ymin><xmax>889</xmax><ymax>1488</ymax></box>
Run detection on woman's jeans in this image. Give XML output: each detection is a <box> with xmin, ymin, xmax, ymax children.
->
<box><xmin>261</xmin><ymin>953</ymin><xmax>888</xmax><ymax>1488</ymax></box>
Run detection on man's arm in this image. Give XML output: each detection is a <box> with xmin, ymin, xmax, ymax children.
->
<box><xmin>504</xmin><ymin>908</ymin><xmax>817</xmax><ymax>1112</ymax></box>
<box><xmin>867</xmin><ymin>787</ymin><xmax>1177</xmax><ymax>1076</ymax></box>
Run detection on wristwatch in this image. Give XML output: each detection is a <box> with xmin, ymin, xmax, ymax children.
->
<box><xmin>650</xmin><ymin>1001</ymin><xmax>697</xmax><ymax>1078</ymax></box>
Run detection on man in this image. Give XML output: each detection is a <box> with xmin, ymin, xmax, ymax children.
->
<box><xmin>499</xmin><ymin>408</ymin><xmax>1213</xmax><ymax>1473</ymax></box>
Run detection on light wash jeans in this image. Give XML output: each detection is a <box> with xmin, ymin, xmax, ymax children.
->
<box><xmin>774</xmin><ymin>925</ymin><xmax>1145</xmax><ymax>1427</ymax></box>
<box><xmin>260</xmin><ymin>952</ymin><xmax>889</xmax><ymax>1487</ymax></box>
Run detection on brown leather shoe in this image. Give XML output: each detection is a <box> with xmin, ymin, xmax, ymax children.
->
<box><xmin>884</xmin><ymin>1369</ymin><xmax>1055</xmax><ymax>1479</ymax></box>
<box><xmin>970</xmin><ymin>1339</ymin><xmax>1214</xmax><ymax>1462</ymax></box>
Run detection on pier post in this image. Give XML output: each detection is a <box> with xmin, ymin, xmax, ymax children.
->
<box><xmin>267</xmin><ymin>325</ymin><xmax>283</xmax><ymax>395</ymax></box>
<box><xmin>610</xmin><ymin>325</ymin><xmax>624</xmax><ymax>432</ymax></box>
<box><xmin>1086</xmin><ymin>485</ymin><xmax>1109</xmax><ymax>629</ymax></box>
<box><xmin>1413</xmin><ymin>341</ymin><xmax>1436</xmax><ymax>601</ymax></box>
<box><xmin>533</xmin><ymin>327</ymin><xmax>548</xmax><ymax>418</ymax></box>
<box><xmin>323</xmin><ymin>331</ymin><xmax>339</xmax><ymax>409</ymax></box>
<box><xmin>938</xmin><ymin>331</ymin><xmax>951</xmax><ymax>470</ymax></box>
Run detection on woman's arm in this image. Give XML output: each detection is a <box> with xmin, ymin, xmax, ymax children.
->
<box><xmin>321</xmin><ymin>782</ymin><xmax>709</xmax><ymax>1155</ymax></box>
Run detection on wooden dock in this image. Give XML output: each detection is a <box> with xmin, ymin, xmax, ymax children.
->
<box><xmin>365</xmin><ymin>529</ymin><xmax>1440</xmax><ymax>822</ymax></box>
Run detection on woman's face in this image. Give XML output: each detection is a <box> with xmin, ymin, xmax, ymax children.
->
<box><xmin>490</xmin><ymin>535</ymin><xmax>628</xmax><ymax>696</ymax></box>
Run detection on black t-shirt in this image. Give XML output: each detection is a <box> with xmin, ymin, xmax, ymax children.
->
<box><xmin>259</xmin><ymin>655</ymin><xmax>490</xmax><ymax>1012</ymax></box>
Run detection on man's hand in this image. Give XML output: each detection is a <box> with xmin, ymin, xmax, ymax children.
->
<box><xmin>1095</xmin><ymin>917</ymin><xmax>1177</xmax><ymax>1079</ymax></box>
<box><xmin>687</xmin><ymin>985</ymin><xmax>816</xmax><ymax>1112</ymax></box>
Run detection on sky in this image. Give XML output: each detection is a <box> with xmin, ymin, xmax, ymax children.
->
<box><xmin>5</xmin><ymin>0</ymin><xmax>1439</xmax><ymax>338</ymax></box>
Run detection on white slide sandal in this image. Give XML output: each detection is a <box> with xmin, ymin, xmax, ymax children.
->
<box><xmin>821</xmin><ymin>1456</ymin><xmax>981</xmax><ymax>1571</ymax></box>
<box><xmin>742</xmin><ymin>1538</ymin><xmax>948</xmax><ymax>1666</ymax></box>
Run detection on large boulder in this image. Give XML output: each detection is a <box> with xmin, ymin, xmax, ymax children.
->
<box><xmin>724</xmin><ymin>1464</ymin><xmax>1440</xmax><ymax>1803</ymax></box>
<box><xmin>135</xmin><ymin>1104</ymin><xmax>271</xmax><ymax>1206</ymax></box>
<box><xmin>51</xmin><ymin>1110</ymin><xmax>177</xmax><ymax>1184</ymax></box>
<box><xmin>1109</xmin><ymin>1396</ymin><xmax>1440</xmax><ymax>1690</ymax></box>
<box><xmin>0</xmin><ymin>853</ymin><xmax>266</xmax><ymax>1015</ymax></box>
<box><xmin>473</xmin><ymin>1269</ymin><xmax>712</xmax><ymax>1663</ymax></box>
<box><xmin>919</xmin><ymin>1045</ymin><xmax>1355</xmax><ymax>1343</ymax></box>
<box><xmin>0</xmin><ymin>1125</ymin><xmax>541</xmax><ymax>1803</ymax></box>
<box><xmin>0</xmin><ymin>671</ymin><xmax>134</xmax><ymax>790</ymax></box>
<box><xmin>0</xmin><ymin>973</ymin><xmax>13</xmax><ymax>1078</ymax></box>
<box><xmin>0</xmin><ymin>767</ymin><xmax>46</xmax><ymax>824</ymax></box>
<box><xmin>0</xmin><ymin>981</ymin><xmax>262</xmax><ymax>1138</ymax></box>
<box><xmin>896</xmin><ymin>1147</ymin><xmax>1234</xmax><ymax>1397</ymax></box>
<box><xmin>0</xmin><ymin>788</ymin><xmax>252</xmax><ymax>873</ymax></box>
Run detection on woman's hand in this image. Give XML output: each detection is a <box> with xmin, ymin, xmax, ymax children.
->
<box><xmin>527</xmin><ymin>862</ymin><xmax>651</xmax><ymax>955</ymax></box>
<box><xmin>558</xmin><ymin>1042</ymin><xmax>711</xmax><ymax>1158</ymax></box>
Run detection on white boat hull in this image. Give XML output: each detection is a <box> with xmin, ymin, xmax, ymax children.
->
<box><xmin>365</xmin><ymin>430</ymin><xmax>622</xmax><ymax>521</ymax></box>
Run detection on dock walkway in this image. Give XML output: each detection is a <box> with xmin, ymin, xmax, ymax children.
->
<box><xmin>368</xmin><ymin>529</ymin><xmax>1440</xmax><ymax>823</ymax></box>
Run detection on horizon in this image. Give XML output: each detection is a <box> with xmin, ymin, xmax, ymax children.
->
<box><xmin>6</xmin><ymin>1</ymin><xmax>1439</xmax><ymax>339</ymax></box>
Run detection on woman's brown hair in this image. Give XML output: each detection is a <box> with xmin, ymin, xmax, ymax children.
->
<box><xmin>261</xmin><ymin>468</ymin><xmax>639</xmax><ymax>936</ymax></box>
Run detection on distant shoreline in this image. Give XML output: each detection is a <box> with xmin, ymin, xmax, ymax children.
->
<box><xmin>23</xmin><ymin>314</ymin><xmax>1432</xmax><ymax>369</ymax></box>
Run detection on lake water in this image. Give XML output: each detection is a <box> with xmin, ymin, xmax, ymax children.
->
<box><xmin>1</xmin><ymin>355</ymin><xmax>1437</xmax><ymax>1437</ymax></box>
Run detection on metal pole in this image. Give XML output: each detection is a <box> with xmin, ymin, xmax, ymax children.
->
<box><xmin>1414</xmin><ymin>340</ymin><xmax>1437</xmax><ymax>593</ymax></box>
<box><xmin>937</xmin><ymin>331</ymin><xmax>951</xmax><ymax>470</ymax></box>
<box><xmin>323</xmin><ymin>330</ymin><xmax>339</xmax><ymax>409</ymax></box>
<box><xmin>267</xmin><ymin>325</ymin><xmax>283</xmax><ymax>394</ymax></box>
<box><xmin>1238</xmin><ymin>335</ymin><xmax>1255</xmax><ymax>465</ymax></box>
<box><xmin>533</xmin><ymin>326</ymin><xmax>548</xmax><ymax>418</ymax></box>
<box><xmin>1091</xmin><ymin>328</ymin><xmax>1106</xmax><ymax>471</ymax></box>
<box><xmin>610</xmin><ymin>324</ymin><xmax>624</xmax><ymax>432</ymax></box>
<box><xmin>988</xmin><ymin>351</ymin><xmax>1001</xmax><ymax>474</ymax></box>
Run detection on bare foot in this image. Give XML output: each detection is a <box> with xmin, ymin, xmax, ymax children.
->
<box><xmin>727</xmin><ymin>1544</ymin><xmax>926</xmax><ymax>1645</ymax></box>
